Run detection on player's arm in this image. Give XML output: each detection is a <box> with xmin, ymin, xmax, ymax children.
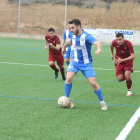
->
<box><xmin>93</xmin><ymin>41</ymin><xmax>102</xmax><ymax>55</ymax></box>
<box><xmin>116</xmin><ymin>53</ymin><xmax>135</xmax><ymax>64</ymax></box>
<box><xmin>61</xmin><ymin>39</ymin><xmax>65</xmax><ymax>48</ymax></box>
<box><xmin>62</xmin><ymin>40</ymin><xmax>72</xmax><ymax>54</ymax></box>
<box><xmin>110</xmin><ymin>43</ymin><xmax>114</xmax><ymax>60</ymax></box>
<box><xmin>49</xmin><ymin>43</ymin><xmax>60</xmax><ymax>51</ymax></box>
<box><xmin>45</xmin><ymin>39</ymin><xmax>48</xmax><ymax>50</ymax></box>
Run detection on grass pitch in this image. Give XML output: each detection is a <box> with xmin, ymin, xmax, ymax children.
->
<box><xmin>0</xmin><ymin>37</ymin><xmax>140</xmax><ymax>140</ymax></box>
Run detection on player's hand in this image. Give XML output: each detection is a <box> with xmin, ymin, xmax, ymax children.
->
<box><xmin>62</xmin><ymin>48</ymin><xmax>66</xmax><ymax>55</ymax></box>
<box><xmin>45</xmin><ymin>46</ymin><xmax>48</xmax><ymax>50</ymax></box>
<box><xmin>111</xmin><ymin>54</ymin><xmax>114</xmax><ymax>60</ymax></box>
<box><xmin>115</xmin><ymin>56</ymin><xmax>123</xmax><ymax>65</ymax></box>
<box><xmin>48</xmin><ymin>43</ymin><xmax>53</xmax><ymax>48</ymax></box>
<box><xmin>95</xmin><ymin>50</ymin><xmax>101</xmax><ymax>55</ymax></box>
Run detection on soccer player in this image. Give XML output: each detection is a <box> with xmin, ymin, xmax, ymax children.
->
<box><xmin>62</xmin><ymin>19</ymin><xmax>107</xmax><ymax>110</ymax></box>
<box><xmin>61</xmin><ymin>22</ymin><xmax>73</xmax><ymax>65</ymax></box>
<box><xmin>110</xmin><ymin>33</ymin><xmax>135</xmax><ymax>96</ymax></box>
<box><xmin>45</xmin><ymin>28</ymin><xmax>66</xmax><ymax>81</ymax></box>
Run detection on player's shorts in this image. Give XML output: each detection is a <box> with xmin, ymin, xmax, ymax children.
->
<box><xmin>67</xmin><ymin>60</ymin><xmax>95</xmax><ymax>78</ymax></box>
<box><xmin>64</xmin><ymin>46</ymin><xmax>71</xmax><ymax>59</ymax></box>
<box><xmin>49</xmin><ymin>53</ymin><xmax>64</xmax><ymax>66</ymax></box>
<box><xmin>115</xmin><ymin>62</ymin><xmax>133</xmax><ymax>76</ymax></box>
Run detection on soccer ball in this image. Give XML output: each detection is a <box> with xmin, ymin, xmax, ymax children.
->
<box><xmin>58</xmin><ymin>96</ymin><xmax>70</xmax><ymax>108</ymax></box>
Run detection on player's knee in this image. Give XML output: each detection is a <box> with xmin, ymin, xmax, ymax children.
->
<box><xmin>90</xmin><ymin>82</ymin><xmax>98</xmax><ymax>89</ymax></box>
<box><xmin>66</xmin><ymin>77</ymin><xmax>72</xmax><ymax>84</ymax></box>
<box><xmin>117</xmin><ymin>77</ymin><xmax>123</xmax><ymax>82</ymax></box>
<box><xmin>125</xmin><ymin>75</ymin><xmax>131</xmax><ymax>81</ymax></box>
<box><xmin>49</xmin><ymin>61</ymin><xmax>54</xmax><ymax>66</ymax></box>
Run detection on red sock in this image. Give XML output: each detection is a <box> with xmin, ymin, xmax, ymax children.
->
<box><xmin>126</xmin><ymin>79</ymin><xmax>132</xmax><ymax>89</ymax></box>
<box><xmin>50</xmin><ymin>64</ymin><xmax>57</xmax><ymax>71</ymax></box>
<box><xmin>59</xmin><ymin>66</ymin><xmax>65</xmax><ymax>77</ymax></box>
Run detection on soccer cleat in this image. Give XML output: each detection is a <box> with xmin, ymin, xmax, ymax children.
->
<box><xmin>68</xmin><ymin>97</ymin><xmax>74</xmax><ymax>108</ymax></box>
<box><xmin>100</xmin><ymin>102</ymin><xmax>107</xmax><ymax>110</ymax></box>
<box><xmin>126</xmin><ymin>90</ymin><xmax>132</xmax><ymax>96</ymax></box>
<box><xmin>55</xmin><ymin>69</ymin><xmax>59</xmax><ymax>79</ymax></box>
<box><xmin>62</xmin><ymin>76</ymin><xmax>66</xmax><ymax>81</ymax></box>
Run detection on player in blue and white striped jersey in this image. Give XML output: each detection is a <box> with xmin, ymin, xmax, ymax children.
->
<box><xmin>62</xmin><ymin>19</ymin><xmax>107</xmax><ymax>110</ymax></box>
<box><xmin>61</xmin><ymin>23</ymin><xmax>73</xmax><ymax>65</ymax></box>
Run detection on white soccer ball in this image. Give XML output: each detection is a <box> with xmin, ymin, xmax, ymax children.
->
<box><xmin>58</xmin><ymin>96</ymin><xmax>70</xmax><ymax>108</ymax></box>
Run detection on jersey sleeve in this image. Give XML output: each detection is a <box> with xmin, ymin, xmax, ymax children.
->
<box><xmin>128</xmin><ymin>42</ymin><xmax>134</xmax><ymax>54</ymax></box>
<box><xmin>86</xmin><ymin>34</ymin><xmax>97</xmax><ymax>44</ymax></box>
<box><xmin>63</xmin><ymin>31</ymin><xmax>66</xmax><ymax>39</ymax></box>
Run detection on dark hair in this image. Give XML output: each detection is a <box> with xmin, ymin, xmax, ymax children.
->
<box><xmin>48</xmin><ymin>28</ymin><xmax>55</xmax><ymax>32</ymax></box>
<box><xmin>116</xmin><ymin>33</ymin><xmax>124</xmax><ymax>38</ymax></box>
<box><xmin>68</xmin><ymin>19</ymin><xmax>81</xmax><ymax>27</ymax></box>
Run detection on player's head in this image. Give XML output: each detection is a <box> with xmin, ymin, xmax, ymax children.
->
<box><xmin>67</xmin><ymin>22</ymin><xmax>71</xmax><ymax>30</ymax></box>
<box><xmin>116</xmin><ymin>33</ymin><xmax>124</xmax><ymax>45</ymax></box>
<box><xmin>48</xmin><ymin>28</ymin><xmax>55</xmax><ymax>39</ymax></box>
<box><xmin>68</xmin><ymin>19</ymin><xmax>81</xmax><ymax>35</ymax></box>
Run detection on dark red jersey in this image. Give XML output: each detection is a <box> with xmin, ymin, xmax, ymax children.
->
<box><xmin>45</xmin><ymin>34</ymin><xmax>61</xmax><ymax>55</ymax></box>
<box><xmin>111</xmin><ymin>39</ymin><xmax>134</xmax><ymax>64</ymax></box>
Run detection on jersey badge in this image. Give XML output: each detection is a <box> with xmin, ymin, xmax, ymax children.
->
<box><xmin>124</xmin><ymin>46</ymin><xmax>127</xmax><ymax>49</ymax></box>
<box><xmin>81</xmin><ymin>37</ymin><xmax>85</xmax><ymax>42</ymax></box>
<box><xmin>53</xmin><ymin>41</ymin><xmax>55</xmax><ymax>43</ymax></box>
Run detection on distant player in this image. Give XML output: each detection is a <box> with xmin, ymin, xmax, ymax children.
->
<box><xmin>61</xmin><ymin>22</ymin><xmax>73</xmax><ymax>65</ymax></box>
<box><xmin>110</xmin><ymin>33</ymin><xmax>135</xmax><ymax>96</ymax></box>
<box><xmin>45</xmin><ymin>28</ymin><xmax>66</xmax><ymax>81</ymax></box>
<box><xmin>62</xmin><ymin>19</ymin><xmax>107</xmax><ymax>110</ymax></box>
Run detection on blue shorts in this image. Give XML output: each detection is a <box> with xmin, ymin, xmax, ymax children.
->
<box><xmin>67</xmin><ymin>60</ymin><xmax>95</xmax><ymax>78</ymax></box>
<box><xmin>64</xmin><ymin>46</ymin><xmax>71</xmax><ymax>59</ymax></box>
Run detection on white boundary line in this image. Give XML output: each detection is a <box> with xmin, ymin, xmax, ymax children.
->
<box><xmin>115</xmin><ymin>107</ymin><xmax>140</xmax><ymax>140</ymax></box>
<box><xmin>0</xmin><ymin>61</ymin><xmax>140</xmax><ymax>72</ymax></box>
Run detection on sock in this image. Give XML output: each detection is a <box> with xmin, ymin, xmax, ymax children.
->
<box><xmin>94</xmin><ymin>88</ymin><xmax>104</xmax><ymax>102</ymax></box>
<box><xmin>126</xmin><ymin>79</ymin><xmax>132</xmax><ymax>89</ymax></box>
<box><xmin>60</xmin><ymin>66</ymin><xmax>65</xmax><ymax>77</ymax></box>
<box><xmin>50</xmin><ymin>64</ymin><xmax>57</xmax><ymax>71</ymax></box>
<box><xmin>66</xmin><ymin>62</ymin><xmax>69</xmax><ymax>65</ymax></box>
<box><xmin>64</xmin><ymin>83</ymin><xmax>72</xmax><ymax>97</ymax></box>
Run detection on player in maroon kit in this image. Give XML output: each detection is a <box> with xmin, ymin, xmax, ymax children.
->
<box><xmin>110</xmin><ymin>33</ymin><xmax>135</xmax><ymax>96</ymax></box>
<box><xmin>45</xmin><ymin>28</ymin><xmax>66</xmax><ymax>81</ymax></box>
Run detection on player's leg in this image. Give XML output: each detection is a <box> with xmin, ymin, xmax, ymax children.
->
<box><xmin>115</xmin><ymin>64</ymin><xmax>125</xmax><ymax>82</ymax></box>
<box><xmin>56</xmin><ymin>55</ymin><xmax>65</xmax><ymax>81</ymax></box>
<box><xmin>125</xmin><ymin>70</ymin><xmax>132</xmax><ymax>96</ymax></box>
<box><xmin>81</xmin><ymin>68</ymin><xmax>107</xmax><ymax>110</ymax></box>
<box><xmin>64</xmin><ymin>50</ymin><xmax>70</xmax><ymax>65</ymax></box>
<box><xmin>48</xmin><ymin>54</ymin><xmax>59</xmax><ymax>79</ymax></box>
<box><xmin>64</xmin><ymin>60</ymin><xmax>79</xmax><ymax>108</ymax></box>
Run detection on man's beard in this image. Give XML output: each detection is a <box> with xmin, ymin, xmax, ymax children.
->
<box><xmin>74</xmin><ymin>28</ymin><xmax>79</xmax><ymax>36</ymax></box>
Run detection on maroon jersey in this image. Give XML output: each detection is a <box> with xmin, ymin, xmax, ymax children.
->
<box><xmin>111</xmin><ymin>39</ymin><xmax>134</xmax><ymax>64</ymax></box>
<box><xmin>45</xmin><ymin>34</ymin><xmax>61</xmax><ymax>55</ymax></box>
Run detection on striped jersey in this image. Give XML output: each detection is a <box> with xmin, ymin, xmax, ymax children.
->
<box><xmin>70</xmin><ymin>30</ymin><xmax>97</xmax><ymax>65</ymax></box>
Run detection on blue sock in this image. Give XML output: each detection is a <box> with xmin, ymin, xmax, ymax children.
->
<box><xmin>64</xmin><ymin>83</ymin><xmax>72</xmax><ymax>97</ymax></box>
<box><xmin>66</xmin><ymin>62</ymin><xmax>69</xmax><ymax>65</ymax></box>
<box><xmin>94</xmin><ymin>88</ymin><xmax>104</xmax><ymax>102</ymax></box>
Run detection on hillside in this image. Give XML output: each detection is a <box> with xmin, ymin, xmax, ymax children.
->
<box><xmin>0</xmin><ymin>0</ymin><xmax>140</xmax><ymax>35</ymax></box>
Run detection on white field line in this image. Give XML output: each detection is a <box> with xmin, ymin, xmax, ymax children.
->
<box><xmin>115</xmin><ymin>107</ymin><xmax>140</xmax><ymax>140</ymax></box>
<box><xmin>0</xmin><ymin>61</ymin><xmax>140</xmax><ymax>72</ymax></box>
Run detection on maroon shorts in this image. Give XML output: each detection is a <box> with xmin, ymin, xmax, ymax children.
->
<box><xmin>115</xmin><ymin>62</ymin><xmax>133</xmax><ymax>76</ymax></box>
<box><xmin>49</xmin><ymin>53</ymin><xmax>64</xmax><ymax>67</ymax></box>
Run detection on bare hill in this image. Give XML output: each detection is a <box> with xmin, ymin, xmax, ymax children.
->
<box><xmin>0</xmin><ymin>0</ymin><xmax>140</xmax><ymax>35</ymax></box>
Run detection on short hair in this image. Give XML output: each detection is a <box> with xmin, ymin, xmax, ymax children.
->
<box><xmin>68</xmin><ymin>19</ymin><xmax>81</xmax><ymax>27</ymax></box>
<box><xmin>48</xmin><ymin>28</ymin><xmax>55</xmax><ymax>32</ymax></box>
<box><xmin>116</xmin><ymin>33</ymin><xmax>124</xmax><ymax>38</ymax></box>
